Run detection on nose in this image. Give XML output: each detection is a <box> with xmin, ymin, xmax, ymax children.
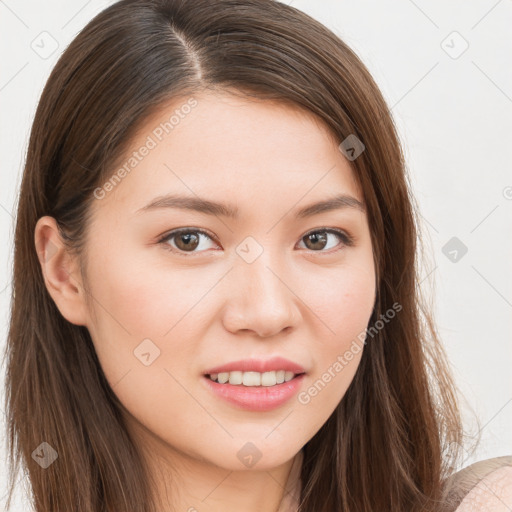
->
<box><xmin>221</xmin><ymin>253</ymin><xmax>302</xmax><ymax>338</ymax></box>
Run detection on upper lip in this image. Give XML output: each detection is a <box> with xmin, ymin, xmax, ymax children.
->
<box><xmin>203</xmin><ymin>356</ymin><xmax>306</xmax><ymax>375</ymax></box>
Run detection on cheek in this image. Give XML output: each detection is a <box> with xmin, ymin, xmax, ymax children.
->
<box><xmin>302</xmin><ymin>256</ymin><xmax>376</xmax><ymax>341</ymax></box>
<box><xmin>83</xmin><ymin>248</ymin><xmax>221</xmax><ymax>396</ymax></box>
<box><xmin>87</xmin><ymin>248</ymin><xmax>207</xmax><ymax>338</ymax></box>
<box><xmin>295</xmin><ymin>258</ymin><xmax>375</xmax><ymax>420</ymax></box>
<box><xmin>83</xmin><ymin>259</ymin><xmax>204</xmax><ymax>434</ymax></box>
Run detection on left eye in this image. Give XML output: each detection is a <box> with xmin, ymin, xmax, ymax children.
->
<box><xmin>297</xmin><ymin>229</ymin><xmax>352</xmax><ymax>252</ymax></box>
<box><xmin>158</xmin><ymin>228</ymin><xmax>353</xmax><ymax>255</ymax></box>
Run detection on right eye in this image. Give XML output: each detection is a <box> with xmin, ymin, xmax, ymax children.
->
<box><xmin>157</xmin><ymin>228</ymin><xmax>219</xmax><ymax>255</ymax></box>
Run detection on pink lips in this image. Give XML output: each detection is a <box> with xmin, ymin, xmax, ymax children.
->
<box><xmin>203</xmin><ymin>356</ymin><xmax>306</xmax><ymax>375</ymax></box>
<box><xmin>202</xmin><ymin>356</ymin><xmax>307</xmax><ymax>412</ymax></box>
<box><xmin>202</xmin><ymin>373</ymin><xmax>305</xmax><ymax>412</ymax></box>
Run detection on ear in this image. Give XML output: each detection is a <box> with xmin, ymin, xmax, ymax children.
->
<box><xmin>34</xmin><ymin>216</ymin><xmax>89</xmax><ymax>326</ymax></box>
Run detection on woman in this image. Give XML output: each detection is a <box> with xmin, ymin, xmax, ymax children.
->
<box><xmin>4</xmin><ymin>0</ymin><xmax>511</xmax><ymax>511</ymax></box>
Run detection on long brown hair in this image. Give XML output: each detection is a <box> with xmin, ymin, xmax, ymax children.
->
<box><xmin>3</xmin><ymin>0</ymin><xmax>465</xmax><ymax>510</ymax></box>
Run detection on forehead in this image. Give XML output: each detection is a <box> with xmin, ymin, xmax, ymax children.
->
<box><xmin>92</xmin><ymin>90</ymin><xmax>364</xmax><ymax>219</ymax></box>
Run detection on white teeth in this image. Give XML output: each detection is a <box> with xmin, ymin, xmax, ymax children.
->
<box><xmin>284</xmin><ymin>371</ymin><xmax>295</xmax><ymax>382</ymax></box>
<box><xmin>217</xmin><ymin>372</ymin><xmax>229</xmax><ymax>384</ymax></box>
<box><xmin>229</xmin><ymin>371</ymin><xmax>243</xmax><ymax>385</ymax></box>
<box><xmin>242</xmin><ymin>371</ymin><xmax>261</xmax><ymax>386</ymax></box>
<box><xmin>262</xmin><ymin>371</ymin><xmax>276</xmax><ymax>386</ymax></box>
<box><xmin>207</xmin><ymin>370</ymin><xmax>299</xmax><ymax>386</ymax></box>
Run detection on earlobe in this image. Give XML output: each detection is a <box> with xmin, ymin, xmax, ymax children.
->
<box><xmin>34</xmin><ymin>216</ymin><xmax>89</xmax><ymax>326</ymax></box>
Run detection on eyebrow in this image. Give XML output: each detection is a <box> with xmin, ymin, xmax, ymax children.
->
<box><xmin>136</xmin><ymin>193</ymin><xmax>365</xmax><ymax>218</ymax></box>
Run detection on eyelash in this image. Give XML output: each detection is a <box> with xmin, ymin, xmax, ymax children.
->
<box><xmin>156</xmin><ymin>227</ymin><xmax>355</xmax><ymax>257</ymax></box>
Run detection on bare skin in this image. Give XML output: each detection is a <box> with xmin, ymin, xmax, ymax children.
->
<box><xmin>35</xmin><ymin>90</ymin><xmax>376</xmax><ymax>512</ymax></box>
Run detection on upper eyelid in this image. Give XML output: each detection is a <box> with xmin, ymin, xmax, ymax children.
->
<box><xmin>161</xmin><ymin>227</ymin><xmax>217</xmax><ymax>243</ymax></box>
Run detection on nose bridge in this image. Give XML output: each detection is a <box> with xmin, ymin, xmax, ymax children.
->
<box><xmin>224</xmin><ymin>243</ymin><xmax>300</xmax><ymax>336</ymax></box>
<box><xmin>242</xmin><ymin>251</ymin><xmax>285</xmax><ymax>300</ymax></box>
<box><xmin>236</xmin><ymin>240</ymin><xmax>289</xmax><ymax>305</ymax></box>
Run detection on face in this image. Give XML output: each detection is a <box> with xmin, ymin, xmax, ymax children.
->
<box><xmin>64</xmin><ymin>90</ymin><xmax>376</xmax><ymax>471</ymax></box>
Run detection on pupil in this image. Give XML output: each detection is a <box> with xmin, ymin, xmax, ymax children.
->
<box><xmin>307</xmin><ymin>232</ymin><xmax>327</xmax><ymax>250</ymax></box>
<box><xmin>177</xmin><ymin>233</ymin><xmax>199</xmax><ymax>251</ymax></box>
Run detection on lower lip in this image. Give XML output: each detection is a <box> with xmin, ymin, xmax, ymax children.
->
<box><xmin>202</xmin><ymin>374</ymin><xmax>305</xmax><ymax>411</ymax></box>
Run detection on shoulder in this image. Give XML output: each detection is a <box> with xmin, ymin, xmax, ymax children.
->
<box><xmin>443</xmin><ymin>455</ymin><xmax>512</xmax><ymax>511</ymax></box>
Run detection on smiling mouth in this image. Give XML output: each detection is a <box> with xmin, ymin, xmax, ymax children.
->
<box><xmin>205</xmin><ymin>370</ymin><xmax>305</xmax><ymax>387</ymax></box>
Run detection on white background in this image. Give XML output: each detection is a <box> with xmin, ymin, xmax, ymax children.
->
<box><xmin>1</xmin><ymin>1</ymin><xmax>511</xmax><ymax>509</ymax></box>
